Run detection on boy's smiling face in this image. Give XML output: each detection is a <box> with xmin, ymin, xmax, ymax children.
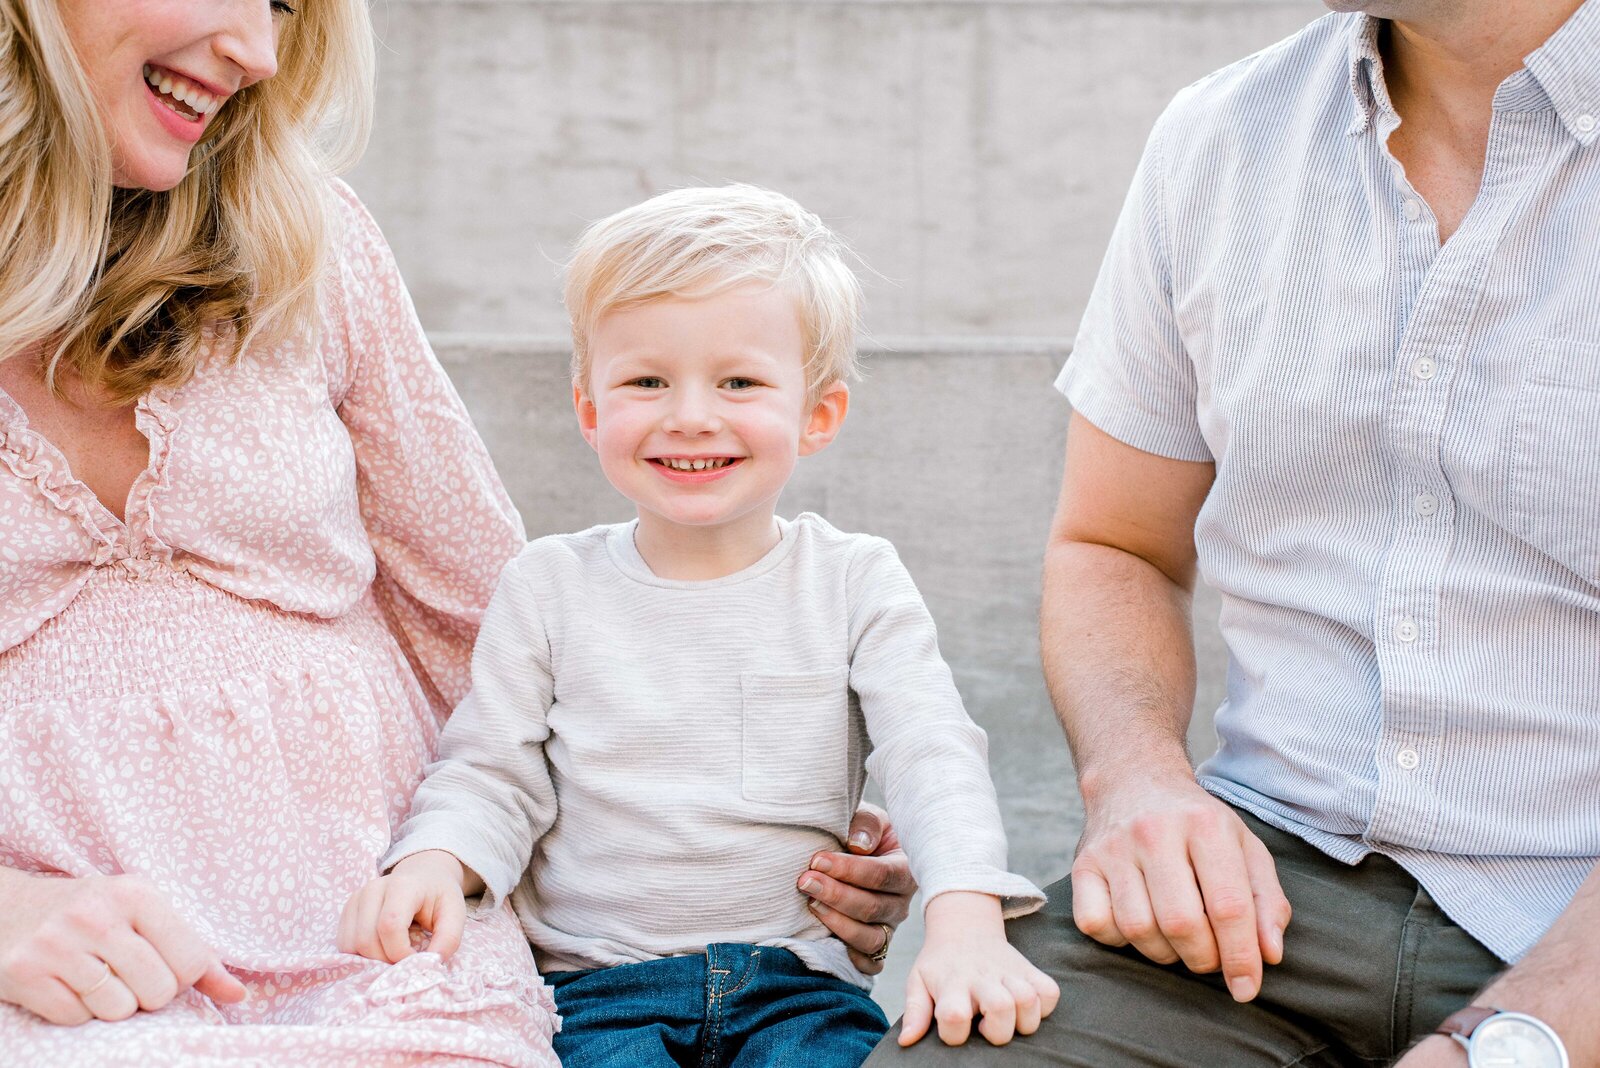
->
<box><xmin>575</xmin><ymin>281</ymin><xmax>848</xmax><ymax>563</ymax></box>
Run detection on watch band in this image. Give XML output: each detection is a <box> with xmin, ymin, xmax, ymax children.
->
<box><xmin>1436</xmin><ymin>1005</ymin><xmax>1500</xmax><ymax>1041</ymax></box>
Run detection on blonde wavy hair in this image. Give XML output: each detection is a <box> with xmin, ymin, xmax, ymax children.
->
<box><xmin>0</xmin><ymin>0</ymin><xmax>374</xmax><ymax>402</ymax></box>
<box><xmin>565</xmin><ymin>184</ymin><xmax>865</xmax><ymax>403</ymax></box>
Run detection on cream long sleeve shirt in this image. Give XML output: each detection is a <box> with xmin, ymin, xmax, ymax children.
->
<box><xmin>384</xmin><ymin>513</ymin><xmax>1044</xmax><ymax>987</ymax></box>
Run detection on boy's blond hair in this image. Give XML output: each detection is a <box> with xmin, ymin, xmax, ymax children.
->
<box><xmin>565</xmin><ymin>184</ymin><xmax>863</xmax><ymax>400</ymax></box>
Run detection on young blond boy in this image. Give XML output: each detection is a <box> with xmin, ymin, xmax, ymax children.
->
<box><xmin>343</xmin><ymin>185</ymin><xmax>1057</xmax><ymax>1066</ymax></box>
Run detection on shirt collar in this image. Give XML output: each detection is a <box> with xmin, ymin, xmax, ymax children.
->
<box><xmin>1344</xmin><ymin>14</ymin><xmax>1384</xmax><ymax>136</ymax></box>
<box><xmin>1346</xmin><ymin>3</ymin><xmax>1600</xmax><ymax>144</ymax></box>
<box><xmin>1524</xmin><ymin>0</ymin><xmax>1600</xmax><ymax>144</ymax></box>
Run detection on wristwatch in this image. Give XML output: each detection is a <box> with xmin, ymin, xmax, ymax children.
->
<box><xmin>1435</xmin><ymin>1006</ymin><xmax>1568</xmax><ymax>1068</ymax></box>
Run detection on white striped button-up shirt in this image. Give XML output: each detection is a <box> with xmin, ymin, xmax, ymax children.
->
<box><xmin>1058</xmin><ymin>6</ymin><xmax>1600</xmax><ymax>962</ymax></box>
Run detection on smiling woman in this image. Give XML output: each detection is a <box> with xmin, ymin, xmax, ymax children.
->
<box><xmin>0</xmin><ymin>0</ymin><xmax>367</xmax><ymax>402</ymax></box>
<box><xmin>0</xmin><ymin>0</ymin><xmax>565</xmax><ymax>1063</ymax></box>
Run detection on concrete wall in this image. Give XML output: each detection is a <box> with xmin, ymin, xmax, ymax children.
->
<box><xmin>352</xmin><ymin>0</ymin><xmax>1327</xmax><ymax>1014</ymax></box>
<box><xmin>353</xmin><ymin>0</ymin><xmax>1324</xmax><ymax>340</ymax></box>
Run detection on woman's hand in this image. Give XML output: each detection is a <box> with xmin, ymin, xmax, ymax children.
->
<box><xmin>338</xmin><ymin>850</ymin><xmax>472</xmax><ymax>964</ymax></box>
<box><xmin>798</xmin><ymin>803</ymin><xmax>918</xmax><ymax>974</ymax></box>
<box><xmin>0</xmin><ymin>870</ymin><xmax>247</xmax><ymax>1025</ymax></box>
<box><xmin>898</xmin><ymin>892</ymin><xmax>1060</xmax><ymax>1048</ymax></box>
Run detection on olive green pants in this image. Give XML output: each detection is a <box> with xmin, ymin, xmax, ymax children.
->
<box><xmin>866</xmin><ymin>811</ymin><xmax>1503</xmax><ymax>1067</ymax></box>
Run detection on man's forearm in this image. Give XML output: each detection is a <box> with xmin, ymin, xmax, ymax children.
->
<box><xmin>1040</xmin><ymin>537</ymin><xmax>1199</xmax><ymax>798</ymax></box>
<box><xmin>1476</xmin><ymin>861</ymin><xmax>1600</xmax><ymax>1057</ymax></box>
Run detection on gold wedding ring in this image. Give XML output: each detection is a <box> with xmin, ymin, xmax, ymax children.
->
<box><xmin>80</xmin><ymin>960</ymin><xmax>114</xmax><ymax>997</ymax></box>
<box><xmin>868</xmin><ymin>922</ymin><xmax>893</xmax><ymax>964</ymax></box>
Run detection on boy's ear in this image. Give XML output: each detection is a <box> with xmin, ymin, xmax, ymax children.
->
<box><xmin>573</xmin><ymin>385</ymin><xmax>599</xmax><ymax>450</ymax></box>
<box><xmin>798</xmin><ymin>381</ymin><xmax>850</xmax><ymax>457</ymax></box>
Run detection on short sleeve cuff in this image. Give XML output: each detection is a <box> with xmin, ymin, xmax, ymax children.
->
<box><xmin>1055</xmin><ymin>351</ymin><xmax>1213</xmax><ymax>463</ymax></box>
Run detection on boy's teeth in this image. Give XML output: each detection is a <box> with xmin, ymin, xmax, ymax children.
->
<box><xmin>661</xmin><ymin>458</ymin><xmax>732</xmax><ymax>471</ymax></box>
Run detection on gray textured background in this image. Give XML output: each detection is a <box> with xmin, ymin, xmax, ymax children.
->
<box><xmin>348</xmin><ymin>0</ymin><xmax>1326</xmax><ymax>1015</ymax></box>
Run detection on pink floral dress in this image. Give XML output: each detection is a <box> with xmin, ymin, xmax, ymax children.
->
<box><xmin>0</xmin><ymin>181</ymin><xmax>559</xmax><ymax>1066</ymax></box>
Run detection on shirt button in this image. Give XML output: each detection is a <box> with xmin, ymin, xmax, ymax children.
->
<box><xmin>1414</xmin><ymin>492</ymin><xmax>1439</xmax><ymax>517</ymax></box>
<box><xmin>1411</xmin><ymin>357</ymin><xmax>1438</xmax><ymax>380</ymax></box>
<box><xmin>1396</xmin><ymin>747</ymin><xmax>1420</xmax><ymax>770</ymax></box>
<box><xmin>1394</xmin><ymin>618</ymin><xmax>1419</xmax><ymax>643</ymax></box>
<box><xmin>1402</xmin><ymin>198</ymin><xmax>1422</xmax><ymax>221</ymax></box>
<box><xmin>1578</xmin><ymin>114</ymin><xmax>1597</xmax><ymax>134</ymax></box>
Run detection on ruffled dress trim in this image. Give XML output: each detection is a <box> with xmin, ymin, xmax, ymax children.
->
<box><xmin>0</xmin><ymin>394</ymin><xmax>120</xmax><ymax>554</ymax></box>
<box><xmin>0</xmin><ymin>379</ymin><xmax>184</xmax><ymax>568</ymax></box>
<box><xmin>122</xmin><ymin>387</ymin><xmax>181</xmax><ymax>568</ymax></box>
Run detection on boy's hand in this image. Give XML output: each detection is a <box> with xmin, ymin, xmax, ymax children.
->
<box><xmin>898</xmin><ymin>892</ymin><xmax>1060</xmax><ymax>1048</ymax></box>
<box><xmin>337</xmin><ymin>850</ymin><xmax>470</xmax><ymax>964</ymax></box>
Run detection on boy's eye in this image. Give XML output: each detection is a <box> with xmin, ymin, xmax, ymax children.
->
<box><xmin>628</xmin><ymin>376</ymin><xmax>666</xmax><ymax>389</ymax></box>
<box><xmin>722</xmin><ymin>377</ymin><xmax>761</xmax><ymax>390</ymax></box>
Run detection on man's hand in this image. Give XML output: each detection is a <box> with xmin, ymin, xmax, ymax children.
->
<box><xmin>799</xmin><ymin>803</ymin><xmax>917</xmax><ymax>974</ymax></box>
<box><xmin>1071</xmin><ymin>774</ymin><xmax>1291</xmax><ymax>1002</ymax></box>
<box><xmin>0</xmin><ymin>871</ymin><xmax>246</xmax><ymax>1025</ymax></box>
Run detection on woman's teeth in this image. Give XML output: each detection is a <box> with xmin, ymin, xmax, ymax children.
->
<box><xmin>143</xmin><ymin>65</ymin><xmax>221</xmax><ymax>119</ymax></box>
<box><xmin>659</xmin><ymin>458</ymin><xmax>734</xmax><ymax>471</ymax></box>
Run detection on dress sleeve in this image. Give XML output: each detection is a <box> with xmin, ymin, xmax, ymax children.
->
<box><xmin>848</xmin><ymin>538</ymin><xmax>1046</xmax><ymax>919</ymax></box>
<box><xmin>1055</xmin><ymin>104</ymin><xmax>1212</xmax><ymax>463</ymax></box>
<box><xmin>324</xmin><ymin>180</ymin><xmax>526</xmax><ymax>715</ymax></box>
<box><xmin>381</xmin><ymin>553</ymin><xmax>558</xmax><ymax>909</ymax></box>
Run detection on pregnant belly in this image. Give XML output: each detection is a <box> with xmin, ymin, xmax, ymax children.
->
<box><xmin>0</xmin><ymin>566</ymin><xmax>440</xmax><ymax>966</ymax></box>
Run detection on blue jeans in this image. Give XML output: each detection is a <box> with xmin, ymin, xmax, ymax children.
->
<box><xmin>546</xmin><ymin>943</ymin><xmax>889</xmax><ymax>1068</ymax></box>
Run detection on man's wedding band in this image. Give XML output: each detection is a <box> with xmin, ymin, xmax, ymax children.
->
<box><xmin>869</xmin><ymin>922</ymin><xmax>893</xmax><ymax>963</ymax></box>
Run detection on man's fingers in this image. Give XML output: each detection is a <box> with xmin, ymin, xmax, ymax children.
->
<box><xmin>1104</xmin><ymin>863</ymin><xmax>1180</xmax><ymax>965</ymax></box>
<box><xmin>1241</xmin><ymin>831</ymin><xmax>1292</xmax><ymax>965</ymax></box>
<box><xmin>846</xmin><ymin>947</ymin><xmax>884</xmax><ymax>976</ymax></box>
<box><xmin>798</xmin><ymin>861</ymin><xmax>912</xmax><ymax>925</ymax></box>
<box><xmin>845</xmin><ymin>802</ymin><xmax>891</xmax><ymax>854</ymax></box>
<box><xmin>806</xmin><ymin>898</ymin><xmax>891</xmax><ymax>966</ymax></box>
<box><xmin>1141</xmin><ymin>845</ymin><xmax>1222</xmax><ymax>974</ymax></box>
<box><xmin>898</xmin><ymin>970</ymin><xmax>934</xmax><ymax>1046</ymax></box>
<box><xmin>424</xmin><ymin>893</ymin><xmax>466</xmax><ymax>961</ymax></box>
<box><xmin>1188</xmin><ymin>826</ymin><xmax>1264</xmax><ymax>999</ymax></box>
<box><xmin>1070</xmin><ymin>866</ymin><xmax>1126</xmax><ymax>946</ymax></box>
<box><xmin>807</xmin><ymin>848</ymin><xmax>916</xmax><ymax>899</ymax></box>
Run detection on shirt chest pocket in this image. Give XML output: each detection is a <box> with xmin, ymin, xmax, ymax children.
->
<box><xmin>1506</xmin><ymin>337</ymin><xmax>1600</xmax><ymax>585</ymax></box>
<box><xmin>741</xmin><ymin>669</ymin><xmax>850</xmax><ymax>820</ymax></box>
